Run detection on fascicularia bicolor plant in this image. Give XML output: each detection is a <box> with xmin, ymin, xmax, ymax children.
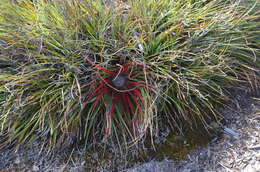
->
<box><xmin>0</xmin><ymin>0</ymin><xmax>259</xmax><ymax>152</ymax></box>
<box><xmin>82</xmin><ymin>57</ymin><xmax>154</xmax><ymax>142</ymax></box>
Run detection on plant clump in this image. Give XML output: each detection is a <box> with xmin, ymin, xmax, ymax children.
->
<box><xmin>0</xmin><ymin>0</ymin><xmax>259</xmax><ymax>151</ymax></box>
<box><xmin>83</xmin><ymin>56</ymin><xmax>153</xmax><ymax>142</ymax></box>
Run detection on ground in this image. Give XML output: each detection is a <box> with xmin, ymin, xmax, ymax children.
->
<box><xmin>128</xmin><ymin>89</ymin><xmax>260</xmax><ymax>172</ymax></box>
<box><xmin>0</xmin><ymin>88</ymin><xmax>259</xmax><ymax>172</ymax></box>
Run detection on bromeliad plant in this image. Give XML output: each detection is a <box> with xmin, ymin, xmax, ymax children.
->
<box><xmin>0</xmin><ymin>0</ymin><xmax>259</xmax><ymax>151</ymax></box>
<box><xmin>82</xmin><ymin>56</ymin><xmax>154</xmax><ymax>142</ymax></box>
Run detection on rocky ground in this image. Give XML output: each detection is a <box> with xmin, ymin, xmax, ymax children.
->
<box><xmin>128</xmin><ymin>90</ymin><xmax>260</xmax><ymax>172</ymax></box>
<box><xmin>0</xmin><ymin>89</ymin><xmax>259</xmax><ymax>172</ymax></box>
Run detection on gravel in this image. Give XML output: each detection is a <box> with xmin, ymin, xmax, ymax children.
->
<box><xmin>128</xmin><ymin>91</ymin><xmax>260</xmax><ymax>172</ymax></box>
<box><xmin>0</xmin><ymin>90</ymin><xmax>259</xmax><ymax>172</ymax></box>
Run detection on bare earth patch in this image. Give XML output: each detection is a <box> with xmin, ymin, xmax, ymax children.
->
<box><xmin>0</xmin><ymin>90</ymin><xmax>259</xmax><ymax>172</ymax></box>
<box><xmin>128</xmin><ymin>91</ymin><xmax>260</xmax><ymax>172</ymax></box>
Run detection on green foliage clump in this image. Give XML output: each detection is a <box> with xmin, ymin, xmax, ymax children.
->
<box><xmin>0</xmin><ymin>0</ymin><xmax>259</xmax><ymax>149</ymax></box>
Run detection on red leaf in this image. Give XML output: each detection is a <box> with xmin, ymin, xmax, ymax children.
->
<box><xmin>91</xmin><ymin>87</ymin><xmax>107</xmax><ymax>113</ymax></box>
<box><xmin>109</xmin><ymin>96</ymin><xmax>117</xmax><ymax>119</ymax></box>
<box><xmin>122</xmin><ymin>94</ymin><xmax>130</xmax><ymax>114</ymax></box>
<box><xmin>129</xmin><ymin>91</ymin><xmax>143</xmax><ymax>115</ymax></box>
<box><xmin>126</xmin><ymin>93</ymin><xmax>135</xmax><ymax>115</ymax></box>
<box><xmin>122</xmin><ymin>63</ymin><xmax>131</xmax><ymax>73</ymax></box>
<box><xmin>133</xmin><ymin>89</ymin><xmax>144</xmax><ymax>105</ymax></box>
<box><xmin>84</xmin><ymin>56</ymin><xmax>114</xmax><ymax>74</ymax></box>
<box><xmin>87</xmin><ymin>84</ymin><xmax>103</xmax><ymax>99</ymax></box>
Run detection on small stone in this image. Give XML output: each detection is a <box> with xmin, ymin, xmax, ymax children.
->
<box><xmin>14</xmin><ymin>157</ymin><xmax>21</xmax><ymax>164</ymax></box>
<box><xmin>224</xmin><ymin>127</ymin><xmax>240</xmax><ymax>137</ymax></box>
<box><xmin>248</xmin><ymin>145</ymin><xmax>260</xmax><ymax>150</ymax></box>
<box><xmin>32</xmin><ymin>165</ymin><xmax>40</xmax><ymax>171</ymax></box>
<box><xmin>81</xmin><ymin>160</ymin><xmax>86</xmax><ymax>166</ymax></box>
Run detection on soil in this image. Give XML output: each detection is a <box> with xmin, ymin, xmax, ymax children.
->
<box><xmin>0</xmin><ymin>88</ymin><xmax>259</xmax><ymax>172</ymax></box>
<box><xmin>127</xmin><ymin>89</ymin><xmax>260</xmax><ymax>172</ymax></box>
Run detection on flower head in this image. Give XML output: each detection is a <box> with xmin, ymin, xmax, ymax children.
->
<box><xmin>83</xmin><ymin>57</ymin><xmax>151</xmax><ymax>139</ymax></box>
